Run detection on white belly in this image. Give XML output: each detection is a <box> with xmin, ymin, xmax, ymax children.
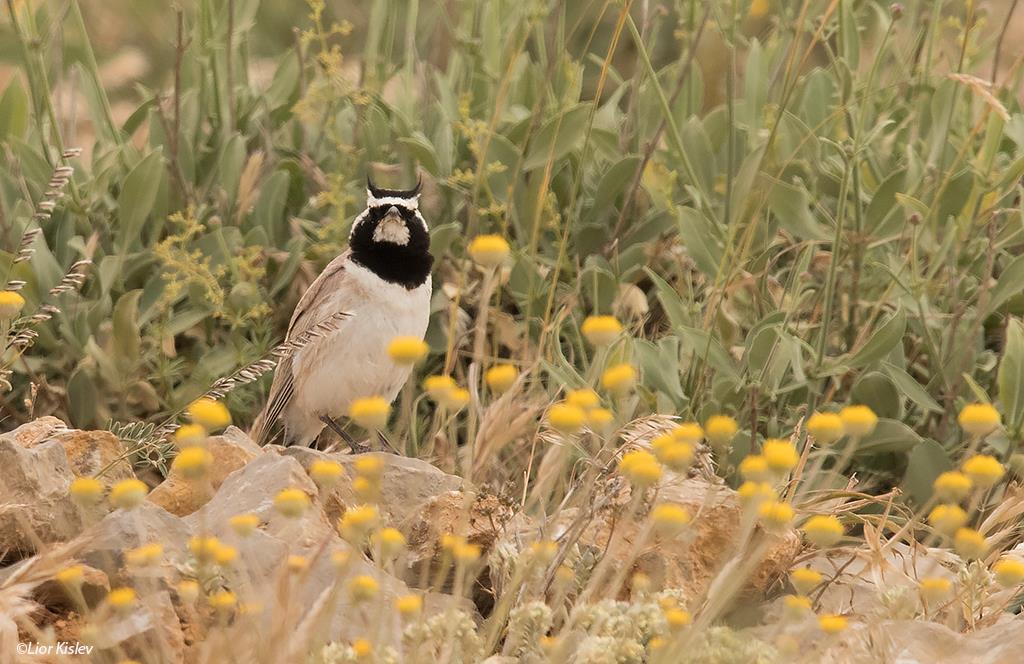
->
<box><xmin>284</xmin><ymin>263</ymin><xmax>430</xmax><ymax>444</ymax></box>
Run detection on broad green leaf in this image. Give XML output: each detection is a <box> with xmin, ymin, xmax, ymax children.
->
<box><xmin>593</xmin><ymin>155</ymin><xmax>641</xmax><ymax>216</ymax></box>
<box><xmin>851</xmin><ymin>371</ymin><xmax>902</xmax><ymax>419</ymax></box>
<box><xmin>0</xmin><ymin>78</ymin><xmax>29</xmax><ymax>141</ymax></box>
<box><xmin>847</xmin><ymin>308</ymin><xmax>906</xmax><ymax>369</ymax></box>
<box><xmin>676</xmin><ymin>207</ymin><xmax>723</xmax><ymax>278</ymax></box>
<box><xmin>856</xmin><ymin>418</ymin><xmax>922</xmax><ymax>455</ymax></box>
<box><xmin>883</xmin><ymin>362</ymin><xmax>942</xmax><ymax>413</ymax></box>
<box><xmin>986</xmin><ymin>254</ymin><xmax>1024</xmax><ymax>317</ymax></box>
<box><xmin>112</xmin><ymin>290</ymin><xmax>143</xmax><ymax>374</ymax></box>
<box><xmin>67</xmin><ymin>367</ymin><xmax>98</xmax><ymax>429</ymax></box>
<box><xmin>998</xmin><ymin>318</ymin><xmax>1024</xmax><ymax>433</ymax></box>
<box><xmin>766</xmin><ymin>177</ymin><xmax>829</xmax><ymax>240</ymax></box>
<box><xmin>523</xmin><ymin>103</ymin><xmax>592</xmax><ymax>171</ymax></box>
<box><xmin>902</xmin><ymin>439</ymin><xmax>951</xmax><ymax>505</ymax></box>
<box><xmin>839</xmin><ymin>0</ymin><xmax>860</xmax><ymax>70</ymax></box>
<box><xmin>117</xmin><ymin>151</ymin><xmax>164</xmax><ymax>250</ymax></box>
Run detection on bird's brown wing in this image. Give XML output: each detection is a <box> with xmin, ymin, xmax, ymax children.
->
<box><xmin>250</xmin><ymin>252</ymin><xmax>351</xmax><ymax>445</ymax></box>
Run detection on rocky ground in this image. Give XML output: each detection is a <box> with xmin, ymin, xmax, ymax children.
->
<box><xmin>4</xmin><ymin>419</ymin><xmax>1024</xmax><ymax>663</ymax></box>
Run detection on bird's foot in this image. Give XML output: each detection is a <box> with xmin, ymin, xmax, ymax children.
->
<box><xmin>319</xmin><ymin>415</ymin><xmax>369</xmax><ymax>454</ymax></box>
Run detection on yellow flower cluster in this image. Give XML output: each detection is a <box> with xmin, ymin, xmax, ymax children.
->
<box><xmin>349</xmin><ymin>396</ymin><xmax>391</xmax><ymax>430</ymax></box>
<box><xmin>422</xmin><ymin>375</ymin><xmax>470</xmax><ymax>410</ymax></box>
<box><xmin>618</xmin><ymin>450</ymin><xmax>663</xmax><ymax>488</ymax></box>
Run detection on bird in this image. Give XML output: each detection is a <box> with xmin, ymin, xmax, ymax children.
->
<box><xmin>250</xmin><ymin>176</ymin><xmax>433</xmax><ymax>449</ymax></box>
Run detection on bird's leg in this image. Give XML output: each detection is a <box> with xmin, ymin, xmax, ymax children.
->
<box><xmin>376</xmin><ymin>431</ymin><xmax>401</xmax><ymax>455</ymax></box>
<box><xmin>319</xmin><ymin>415</ymin><xmax>370</xmax><ymax>454</ymax></box>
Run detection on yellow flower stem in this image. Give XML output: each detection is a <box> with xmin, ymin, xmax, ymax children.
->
<box><xmin>464</xmin><ymin>266</ymin><xmax>497</xmax><ymax>483</ymax></box>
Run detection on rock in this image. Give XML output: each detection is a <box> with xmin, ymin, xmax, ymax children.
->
<box><xmin>88</xmin><ymin>590</ymin><xmax>185</xmax><ymax>663</ymax></box>
<box><xmin>0</xmin><ymin>438</ymin><xmax>81</xmax><ymax>560</ymax></box>
<box><xmin>2</xmin><ymin>416</ymin><xmax>69</xmax><ymax>447</ymax></box>
<box><xmin>33</xmin><ymin>563</ymin><xmax>110</xmax><ymax>609</ymax></box>
<box><xmin>66</xmin><ymin>501</ymin><xmax>193</xmax><ymax>583</ymax></box>
<box><xmin>495</xmin><ymin>476</ymin><xmax>800</xmax><ymax>607</ymax></box>
<box><xmin>281</xmin><ymin>449</ymin><xmax>464</xmax><ymax>524</ymax></box>
<box><xmin>147</xmin><ymin>426</ymin><xmax>260</xmax><ymax>517</ymax></box>
<box><xmin>9</xmin><ymin>418</ymin><xmax>136</xmax><ymax>486</ymax></box>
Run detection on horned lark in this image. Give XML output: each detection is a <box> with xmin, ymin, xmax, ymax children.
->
<box><xmin>251</xmin><ymin>178</ymin><xmax>433</xmax><ymax>448</ymax></box>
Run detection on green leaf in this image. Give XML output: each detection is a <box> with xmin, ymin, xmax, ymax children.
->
<box><xmin>856</xmin><ymin>418</ymin><xmax>922</xmax><ymax>455</ymax></box>
<box><xmin>883</xmin><ymin>362</ymin><xmax>942</xmax><ymax>413</ymax></box>
<box><xmin>902</xmin><ymin>439</ymin><xmax>951</xmax><ymax>505</ymax></box>
<box><xmin>998</xmin><ymin>318</ymin><xmax>1024</xmax><ymax>433</ymax></box>
<box><xmin>986</xmin><ymin>254</ymin><xmax>1024</xmax><ymax>317</ymax></box>
<box><xmin>117</xmin><ymin>151</ymin><xmax>165</xmax><ymax>251</ymax></box>
<box><xmin>523</xmin><ymin>103</ymin><xmax>592</xmax><ymax>171</ymax></box>
<box><xmin>593</xmin><ymin>155</ymin><xmax>641</xmax><ymax>216</ymax></box>
<box><xmin>676</xmin><ymin>207</ymin><xmax>723</xmax><ymax>278</ymax></box>
<box><xmin>112</xmin><ymin>290</ymin><xmax>143</xmax><ymax>374</ymax></box>
<box><xmin>838</xmin><ymin>0</ymin><xmax>860</xmax><ymax>70</ymax></box>
<box><xmin>66</xmin><ymin>367</ymin><xmax>98</xmax><ymax>429</ymax></box>
<box><xmin>766</xmin><ymin>177</ymin><xmax>829</xmax><ymax>240</ymax></box>
<box><xmin>847</xmin><ymin>308</ymin><xmax>906</xmax><ymax>369</ymax></box>
<box><xmin>0</xmin><ymin>78</ymin><xmax>29</xmax><ymax>141</ymax></box>
<box><xmin>851</xmin><ymin>371</ymin><xmax>902</xmax><ymax>420</ymax></box>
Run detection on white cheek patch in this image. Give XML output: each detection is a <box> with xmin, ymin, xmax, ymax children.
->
<box><xmin>366</xmin><ymin>192</ymin><xmax>420</xmax><ymax>210</ymax></box>
<box><xmin>373</xmin><ymin>217</ymin><xmax>411</xmax><ymax>245</ymax></box>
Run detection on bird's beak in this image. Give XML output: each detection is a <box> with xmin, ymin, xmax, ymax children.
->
<box><xmin>373</xmin><ymin>206</ymin><xmax>411</xmax><ymax>244</ymax></box>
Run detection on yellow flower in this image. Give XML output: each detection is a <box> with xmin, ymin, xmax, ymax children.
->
<box><xmin>663</xmin><ymin>608</ymin><xmax>691</xmax><ymax>631</ymax></box>
<box><xmin>423</xmin><ymin>375</ymin><xmax>457</xmax><ymax>402</ymax></box>
<box><xmin>928</xmin><ymin>504</ymin><xmax>968</xmax><ymax>536</ymax></box>
<box><xmin>656</xmin><ymin>440</ymin><xmax>695</xmax><ymax>473</ymax></box>
<box><xmin>468</xmin><ymin>234</ymin><xmax>510</xmax><ymax>267</ymax></box>
<box><xmin>340</xmin><ymin>504</ymin><xmax>380</xmax><ymax>541</ymax></box>
<box><xmin>918</xmin><ymin>577</ymin><xmax>952</xmax><ymax>603</ymax></box>
<box><xmin>748</xmin><ymin>0</ymin><xmax>770</xmax><ymax>19</ymax></box>
<box><xmin>933</xmin><ymin>471</ymin><xmax>973</xmax><ymax>502</ymax></box>
<box><xmin>737</xmin><ymin>481</ymin><xmax>776</xmax><ymax>508</ymax></box>
<box><xmin>188</xmin><ymin>536</ymin><xmax>222</xmax><ymax>563</ymax></box>
<box><xmin>374</xmin><ymin>527</ymin><xmax>407</xmax><ymax>558</ymax></box>
<box><xmin>485</xmin><ymin>364</ymin><xmax>518</xmax><ymax>393</ymax></box>
<box><xmin>354</xmin><ymin>455</ymin><xmax>384</xmax><ymax>481</ymax></box>
<box><xmin>70</xmin><ymin>477</ymin><xmax>103</xmax><ymax>505</ymax></box>
<box><xmin>801</xmin><ymin>515</ymin><xmax>844</xmax><ymax>548</ymax></box>
<box><xmin>953</xmin><ymin>527</ymin><xmax>987</xmax><ymax>560</ymax></box>
<box><xmin>961</xmin><ymin>454</ymin><xmax>1004</xmax><ymax>489</ymax></box>
<box><xmin>758</xmin><ymin>500</ymin><xmax>794</xmax><ymax>532</ymax></box>
<box><xmin>673</xmin><ymin>422</ymin><xmax>704</xmax><ymax>445</ymax></box>
<box><xmin>601</xmin><ymin>363</ymin><xmax>637</xmax><ymax>396</ymax></box>
<box><xmin>618</xmin><ymin>450</ymin><xmax>663</xmax><ymax>488</ymax></box>
<box><xmin>55</xmin><ymin>565</ymin><xmax>84</xmax><ymax>588</ymax></box>
<box><xmin>229</xmin><ymin>513</ymin><xmax>259</xmax><ymax>536</ymax></box>
<box><xmin>566</xmin><ymin>388</ymin><xmax>601</xmax><ymax>410</ymax></box>
<box><xmin>0</xmin><ymin>290</ymin><xmax>25</xmax><ymax>320</ymax></box>
<box><xmin>109</xmin><ymin>479</ymin><xmax>148</xmax><ymax>510</ymax></box>
<box><xmin>453</xmin><ymin>541</ymin><xmax>482</xmax><ymax>565</ymax></box>
<box><xmin>107</xmin><ymin>587</ymin><xmax>136</xmax><ymax>611</ymax></box>
<box><xmin>209</xmin><ymin>590</ymin><xmax>237</xmax><ymax>611</ymax></box>
<box><xmin>310</xmin><ymin>459</ymin><xmax>345</xmax><ymax>487</ymax></box>
<box><xmin>173</xmin><ymin>446</ymin><xmax>213</xmax><ymax>480</ymax></box>
<box><xmin>214</xmin><ymin>545</ymin><xmax>238</xmax><ymax>566</ymax></box>
<box><xmin>647</xmin><ymin>636</ymin><xmax>666</xmax><ymax>652</ymax></box>
<box><xmin>529</xmin><ymin>540</ymin><xmax>558</xmax><ymax>564</ymax></box>
<box><xmin>353</xmin><ymin>476</ymin><xmax>379</xmax><ymax>502</ymax></box>
<box><xmin>993</xmin><ymin>558</ymin><xmax>1024</xmax><ymax>588</ymax></box>
<box><xmin>396</xmin><ymin>594</ymin><xmax>423</xmax><ymax>618</ymax></box>
<box><xmin>352</xmin><ymin>639</ymin><xmax>373</xmax><ymax>658</ymax></box>
<box><xmin>176</xmin><ymin>579</ymin><xmax>199</xmax><ymax>603</ymax></box>
<box><xmin>349</xmin><ymin>575</ymin><xmax>380</xmax><ymax>601</ymax></box>
<box><xmin>187</xmin><ymin>397</ymin><xmax>231</xmax><ymax>430</ymax></box>
<box><xmin>387</xmin><ymin>336</ymin><xmax>429</xmax><ymax>364</ymax></box>
<box><xmin>782</xmin><ymin>594</ymin><xmax>811</xmax><ymax>619</ymax></box>
<box><xmin>739</xmin><ymin>455</ymin><xmax>770</xmax><ymax>482</ymax></box>
<box><xmin>958</xmin><ymin>403</ymin><xmax>1000</xmax><ymax>437</ymax></box>
<box><xmin>650</xmin><ymin>503</ymin><xmax>691</xmax><ymax>536</ymax></box>
<box><xmin>125</xmin><ymin>543</ymin><xmax>163</xmax><ymax>568</ymax></box>
<box><xmin>173</xmin><ymin>423</ymin><xmax>207</xmax><ymax>448</ymax></box>
<box><xmin>287</xmin><ymin>554</ymin><xmax>308</xmax><ymax>573</ymax></box>
<box><xmin>586</xmin><ymin>407</ymin><xmax>615</xmax><ymax>432</ymax></box>
<box><xmin>581</xmin><ymin>315</ymin><xmax>624</xmax><ymax>346</ymax></box>
<box><xmin>331</xmin><ymin>550</ymin><xmax>351</xmax><ymax>572</ymax></box>
<box><xmin>349</xmin><ymin>396</ymin><xmax>391</xmax><ymax>430</ymax></box>
<box><xmin>807</xmin><ymin>412</ymin><xmax>844</xmax><ymax>444</ymax></box>
<box><xmin>630</xmin><ymin>571</ymin><xmax>652</xmax><ymax>594</ymax></box>
<box><xmin>818</xmin><ymin>614</ymin><xmax>847</xmax><ymax>635</ymax></box>
<box><xmin>274</xmin><ymin>488</ymin><xmax>310</xmax><ymax>518</ymax></box>
<box><xmin>790</xmin><ymin>567</ymin><xmax>823</xmax><ymax>595</ymax></box>
<box><xmin>548</xmin><ymin>403</ymin><xmax>586</xmax><ymax>435</ymax></box>
<box><xmin>447</xmin><ymin>387</ymin><xmax>470</xmax><ymax>410</ymax></box>
<box><xmin>704</xmin><ymin>415</ymin><xmax>738</xmax><ymax>448</ymax></box>
<box><xmin>839</xmin><ymin>405</ymin><xmax>878</xmax><ymax>438</ymax></box>
<box><xmin>762</xmin><ymin>438</ymin><xmax>799</xmax><ymax>474</ymax></box>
